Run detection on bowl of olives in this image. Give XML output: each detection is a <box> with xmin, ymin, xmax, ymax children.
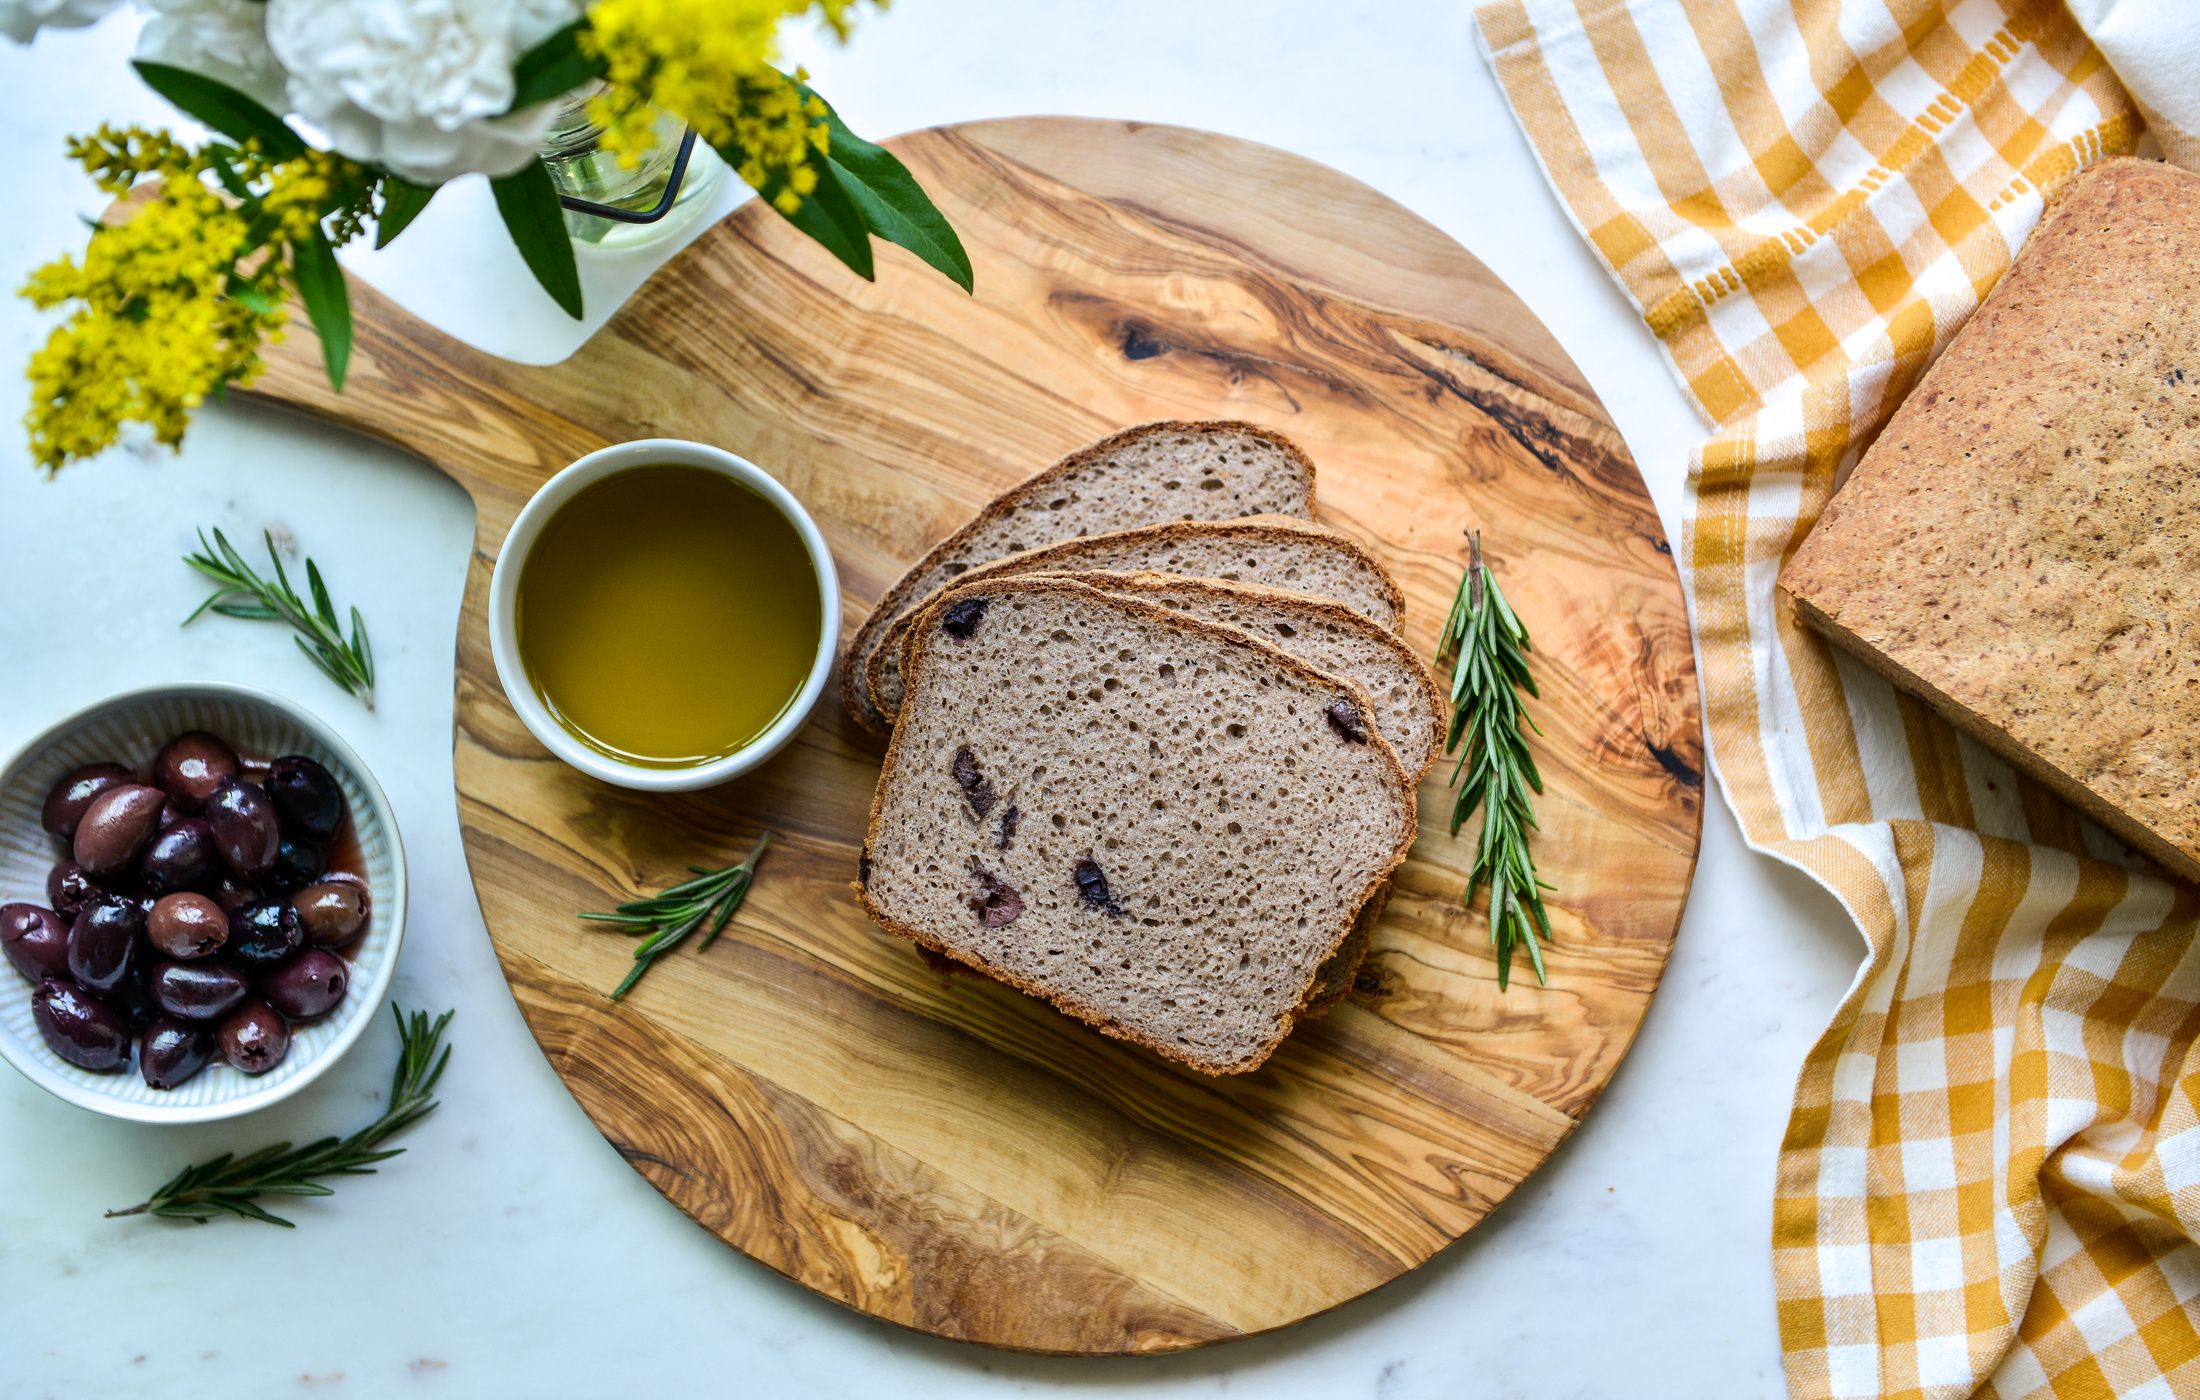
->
<box><xmin>0</xmin><ymin>683</ymin><xmax>404</xmax><ymax>1123</ymax></box>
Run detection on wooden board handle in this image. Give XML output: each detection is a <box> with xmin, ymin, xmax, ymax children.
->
<box><xmin>248</xmin><ymin>279</ymin><xmax>609</xmax><ymax>527</ymax></box>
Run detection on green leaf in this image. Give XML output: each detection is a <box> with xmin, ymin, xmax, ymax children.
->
<box><xmin>809</xmin><ymin>90</ymin><xmax>973</xmax><ymax>292</ymax></box>
<box><xmin>490</xmin><ymin>160</ymin><xmax>583</xmax><ymax>319</ymax></box>
<box><xmin>131</xmin><ymin>62</ymin><xmax>304</xmax><ymax>159</ymax></box>
<box><xmin>225</xmin><ymin>275</ymin><xmax>278</xmax><ymax>315</ymax></box>
<box><xmin>290</xmin><ymin>229</ymin><xmax>351</xmax><ymax>391</ymax></box>
<box><xmin>510</xmin><ymin>19</ymin><xmax>605</xmax><ymax>111</ymax></box>
<box><xmin>374</xmin><ymin>177</ymin><xmax>438</xmax><ymax>250</ymax></box>
<box><xmin>717</xmin><ymin>137</ymin><xmax>873</xmax><ymax>281</ymax></box>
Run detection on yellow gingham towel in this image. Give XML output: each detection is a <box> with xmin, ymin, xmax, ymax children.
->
<box><xmin>1474</xmin><ymin>2</ymin><xmax>2200</xmax><ymax>1396</ymax></box>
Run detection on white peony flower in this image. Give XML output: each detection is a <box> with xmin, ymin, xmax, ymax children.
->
<box><xmin>0</xmin><ymin>0</ymin><xmax>122</xmax><ymax>44</ymax></box>
<box><xmin>135</xmin><ymin>0</ymin><xmax>286</xmax><ymax>111</ymax></box>
<box><xmin>264</xmin><ymin>0</ymin><xmax>582</xmax><ymax>185</ymax></box>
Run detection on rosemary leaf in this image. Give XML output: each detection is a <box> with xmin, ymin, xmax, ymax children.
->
<box><xmin>181</xmin><ymin>527</ymin><xmax>377</xmax><ymax>709</ymax></box>
<box><xmin>586</xmin><ymin>833</ymin><xmax>771</xmax><ymax>1000</ymax></box>
<box><xmin>1434</xmin><ymin>531</ymin><xmax>1553</xmax><ymax>991</ymax></box>
<box><xmin>106</xmin><ymin>1006</ymin><xmax>453</xmax><ymax>1228</ymax></box>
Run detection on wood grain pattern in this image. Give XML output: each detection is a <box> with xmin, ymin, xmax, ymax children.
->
<box><xmin>242</xmin><ymin>119</ymin><xmax>1702</xmax><ymax>1354</ymax></box>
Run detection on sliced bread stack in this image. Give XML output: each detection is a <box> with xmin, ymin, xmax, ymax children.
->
<box><xmin>850</xmin><ymin>422</ymin><xmax>1432</xmax><ymax>1074</ymax></box>
<box><xmin>841</xmin><ymin>421</ymin><xmax>1321</xmax><ymax>736</ymax></box>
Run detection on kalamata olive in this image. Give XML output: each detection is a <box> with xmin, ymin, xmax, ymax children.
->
<box><xmin>151</xmin><ymin>959</ymin><xmax>249</xmax><ymax>1021</ymax></box>
<box><xmin>226</xmin><ymin>898</ymin><xmax>303</xmax><ymax>971</ymax></box>
<box><xmin>31</xmin><ymin>978</ymin><xmax>131</xmax><ymax>1071</ymax></box>
<box><xmin>1</xmin><ymin>903</ymin><xmax>71</xmax><ymax>981</ymax></box>
<box><xmin>292</xmin><ymin>879</ymin><xmax>369</xmax><ymax>947</ymax></box>
<box><xmin>46</xmin><ymin>860</ymin><xmax>99</xmax><ymax>922</ymax></box>
<box><xmin>72</xmin><ymin>783</ymin><xmax>168</xmax><ymax>877</ymax></box>
<box><xmin>265</xmin><ymin>755</ymin><xmax>344</xmax><ymax>843</ymax></box>
<box><xmin>204</xmin><ymin>870</ymin><xmax>260</xmax><ymax>915</ymax></box>
<box><xmin>217</xmin><ymin>999</ymin><xmax>289</xmax><ymax>1074</ymax></box>
<box><xmin>139</xmin><ymin>1017</ymin><xmax>214</xmax><ymax>1089</ymax></box>
<box><xmin>146</xmin><ymin>892</ymin><xmax>227</xmax><ymax>959</ymax></box>
<box><xmin>263</xmin><ymin>836</ymin><xmax>325</xmax><ymax>895</ymax></box>
<box><xmin>138</xmin><ymin>817</ymin><xmax>218</xmax><ymax>894</ymax></box>
<box><xmin>66</xmin><ymin>893</ymin><xmax>143</xmax><ymax>995</ymax></box>
<box><xmin>260</xmin><ymin>949</ymin><xmax>348</xmax><ymax>1020</ymax></box>
<box><xmin>203</xmin><ymin>778</ymin><xmax>280</xmax><ymax>877</ymax></box>
<box><xmin>39</xmin><ymin>762</ymin><xmax>134</xmax><ymax>839</ymax></box>
<box><xmin>150</xmin><ymin>731</ymin><xmax>239</xmax><ymax>815</ymax></box>
<box><xmin>117</xmin><ymin>963</ymin><xmax>157</xmax><ymax>1032</ymax></box>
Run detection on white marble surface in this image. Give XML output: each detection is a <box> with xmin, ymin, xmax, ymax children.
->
<box><xmin>0</xmin><ymin>5</ymin><xmax>1864</xmax><ymax>1396</ymax></box>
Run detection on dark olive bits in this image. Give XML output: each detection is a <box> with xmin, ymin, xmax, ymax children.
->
<box><xmin>150</xmin><ymin>731</ymin><xmax>238</xmax><ymax>814</ymax></box>
<box><xmin>146</xmin><ymin>891</ymin><xmax>227</xmax><ymax>959</ymax></box>
<box><xmin>45</xmin><ymin>861</ymin><xmax>98</xmax><ymax>922</ymax></box>
<box><xmin>71</xmin><ymin>783</ymin><xmax>168</xmax><ymax>877</ymax></box>
<box><xmin>116</xmin><ymin>965</ymin><xmax>157</xmax><ymax>1032</ymax></box>
<box><xmin>203</xmin><ymin>871</ymin><xmax>260</xmax><ymax>915</ymax></box>
<box><xmin>261</xmin><ymin>949</ymin><xmax>348</xmax><ymax>1020</ymax></box>
<box><xmin>263</xmin><ymin>836</ymin><xmax>325</xmax><ymax>895</ymax></box>
<box><xmin>293</xmin><ymin>880</ymin><xmax>368</xmax><ymax>947</ymax></box>
<box><xmin>0</xmin><ymin>903</ymin><xmax>70</xmax><ymax>981</ymax></box>
<box><xmin>204</xmin><ymin>778</ymin><xmax>280</xmax><ymax>878</ymax></box>
<box><xmin>139</xmin><ymin>817</ymin><xmax>219</xmax><ymax>894</ymax></box>
<box><xmin>151</xmin><ymin>960</ymin><xmax>249</xmax><ymax>1021</ymax></box>
<box><xmin>66</xmin><ymin>893</ymin><xmax>143</xmax><ymax>995</ymax></box>
<box><xmin>31</xmin><ymin>978</ymin><xmax>131</xmax><ymax>1071</ymax></box>
<box><xmin>40</xmin><ymin>762</ymin><xmax>134</xmax><ymax>839</ymax></box>
<box><xmin>226</xmin><ymin>899</ymin><xmax>304</xmax><ymax>971</ymax></box>
<box><xmin>266</xmin><ymin>756</ymin><xmax>344</xmax><ymax>843</ymax></box>
<box><xmin>217</xmin><ymin>1000</ymin><xmax>290</xmax><ymax>1075</ymax></box>
<box><xmin>139</xmin><ymin>1017</ymin><xmax>215</xmax><ymax>1089</ymax></box>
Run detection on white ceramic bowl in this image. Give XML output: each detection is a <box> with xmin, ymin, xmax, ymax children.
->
<box><xmin>0</xmin><ymin>684</ymin><xmax>406</xmax><ymax>1123</ymax></box>
<box><xmin>486</xmin><ymin>437</ymin><xmax>841</xmax><ymax>791</ymax></box>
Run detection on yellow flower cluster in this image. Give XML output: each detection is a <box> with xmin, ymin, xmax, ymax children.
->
<box><xmin>18</xmin><ymin>126</ymin><xmax>371</xmax><ymax>472</ymax></box>
<box><xmin>585</xmin><ymin>0</ymin><xmax>865</xmax><ymax>214</ymax></box>
<box><xmin>23</xmin><ymin>145</ymin><xmax>276</xmax><ymax>472</ymax></box>
<box><xmin>259</xmin><ymin>148</ymin><xmax>368</xmax><ymax>244</ymax></box>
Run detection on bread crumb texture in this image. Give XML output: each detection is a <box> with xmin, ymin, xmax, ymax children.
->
<box><xmin>1780</xmin><ymin>158</ymin><xmax>2200</xmax><ymax>878</ymax></box>
<box><xmin>862</xmin><ymin>578</ymin><xmax>1414</xmax><ymax>1074</ymax></box>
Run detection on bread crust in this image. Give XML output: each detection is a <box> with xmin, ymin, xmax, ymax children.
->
<box><xmin>839</xmin><ymin>420</ymin><xmax>1320</xmax><ymax>738</ymax></box>
<box><xmin>1036</xmin><ymin>570</ymin><xmax>1439</xmax><ymax>782</ymax></box>
<box><xmin>890</xmin><ymin>568</ymin><xmax>1441</xmax><ymax>781</ymax></box>
<box><xmin>864</xmin><ymin>515</ymin><xmax>1409</xmax><ymax>729</ymax></box>
<box><xmin>1778</xmin><ymin>157</ymin><xmax>2200</xmax><ymax>883</ymax></box>
<box><xmin>856</xmin><ymin>574</ymin><xmax>1418</xmax><ymax>1075</ymax></box>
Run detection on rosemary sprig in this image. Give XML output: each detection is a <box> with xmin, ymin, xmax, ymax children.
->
<box><xmin>106</xmin><ymin>1006</ymin><xmax>454</xmax><ymax>1228</ymax></box>
<box><xmin>183</xmin><ymin>526</ymin><xmax>376</xmax><ymax>708</ymax></box>
<box><xmin>1435</xmin><ymin>531</ymin><xmax>1553</xmax><ymax>990</ymax></box>
<box><xmin>583</xmin><ymin>832</ymin><xmax>772</xmax><ymax>999</ymax></box>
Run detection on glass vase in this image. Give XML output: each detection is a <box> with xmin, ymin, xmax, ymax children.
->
<box><xmin>537</xmin><ymin>83</ymin><xmax>724</xmax><ymax>249</ymax></box>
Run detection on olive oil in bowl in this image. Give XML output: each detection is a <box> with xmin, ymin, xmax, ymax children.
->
<box><xmin>514</xmin><ymin>464</ymin><xmax>824</xmax><ymax>769</ymax></box>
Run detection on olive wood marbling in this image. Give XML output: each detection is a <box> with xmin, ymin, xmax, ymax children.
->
<box><xmin>244</xmin><ymin>118</ymin><xmax>1702</xmax><ymax>1354</ymax></box>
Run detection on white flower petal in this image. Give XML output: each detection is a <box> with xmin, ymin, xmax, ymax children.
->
<box><xmin>135</xmin><ymin>0</ymin><xmax>287</xmax><ymax>111</ymax></box>
<box><xmin>0</xmin><ymin>0</ymin><xmax>122</xmax><ymax>45</ymax></box>
<box><xmin>265</xmin><ymin>0</ymin><xmax>580</xmax><ymax>181</ymax></box>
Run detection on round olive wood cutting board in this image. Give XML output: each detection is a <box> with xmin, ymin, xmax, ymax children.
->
<box><xmin>242</xmin><ymin>118</ymin><xmax>1702</xmax><ymax>1354</ymax></box>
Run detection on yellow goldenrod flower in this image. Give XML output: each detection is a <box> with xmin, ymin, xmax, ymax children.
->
<box><xmin>584</xmin><ymin>0</ymin><xmax>866</xmax><ymax>211</ymax></box>
<box><xmin>16</xmin><ymin>125</ymin><xmax>332</xmax><ymax>473</ymax></box>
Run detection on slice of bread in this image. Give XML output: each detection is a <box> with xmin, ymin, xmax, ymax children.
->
<box><xmin>1049</xmin><ymin>571</ymin><xmax>1442</xmax><ymax>781</ymax></box>
<box><xmin>858</xmin><ymin>576</ymin><xmax>1416</xmax><ymax>1075</ymax></box>
<box><xmin>841</xmin><ymin>421</ymin><xmax>1318</xmax><ymax>736</ymax></box>
<box><xmin>868</xmin><ymin>515</ymin><xmax>1405</xmax><ymax>722</ymax></box>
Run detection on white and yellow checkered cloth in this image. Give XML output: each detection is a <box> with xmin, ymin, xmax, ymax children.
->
<box><xmin>1475</xmin><ymin>2</ymin><xmax>2200</xmax><ymax>1396</ymax></box>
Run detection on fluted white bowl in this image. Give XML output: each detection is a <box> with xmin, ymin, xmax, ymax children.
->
<box><xmin>0</xmin><ymin>684</ymin><xmax>405</xmax><ymax>1123</ymax></box>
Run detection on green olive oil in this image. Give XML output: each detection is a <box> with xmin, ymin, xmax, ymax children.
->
<box><xmin>515</xmin><ymin>465</ymin><xmax>822</xmax><ymax>768</ymax></box>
